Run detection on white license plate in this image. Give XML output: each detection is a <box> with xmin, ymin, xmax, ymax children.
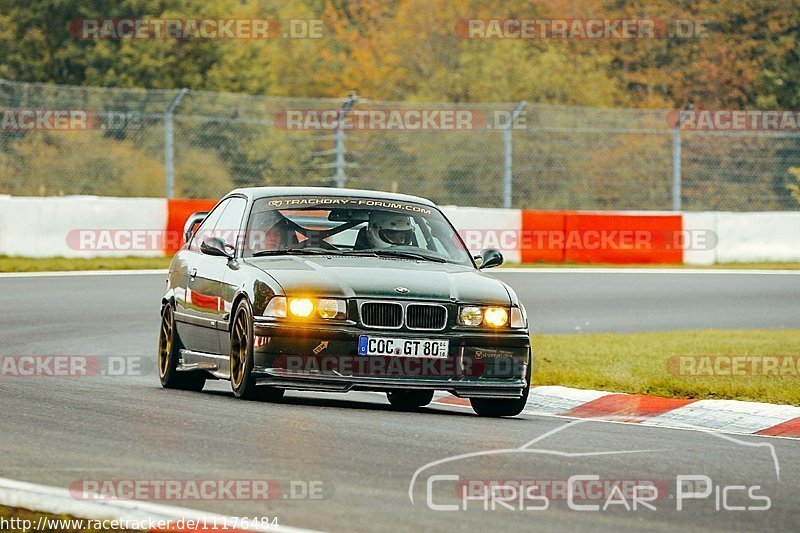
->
<box><xmin>358</xmin><ymin>336</ymin><xmax>449</xmax><ymax>358</ymax></box>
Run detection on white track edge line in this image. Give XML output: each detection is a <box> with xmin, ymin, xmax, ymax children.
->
<box><xmin>0</xmin><ymin>477</ymin><xmax>322</xmax><ymax>533</ymax></box>
<box><xmin>0</xmin><ymin>269</ymin><xmax>168</xmax><ymax>278</ymax></box>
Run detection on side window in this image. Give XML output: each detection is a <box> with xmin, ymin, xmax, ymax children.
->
<box><xmin>188</xmin><ymin>199</ymin><xmax>230</xmax><ymax>252</ymax></box>
<box><xmin>214</xmin><ymin>197</ymin><xmax>248</xmax><ymax>248</ymax></box>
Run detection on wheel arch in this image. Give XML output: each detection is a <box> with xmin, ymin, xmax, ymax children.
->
<box><xmin>229</xmin><ymin>291</ymin><xmax>252</xmax><ymax>330</ymax></box>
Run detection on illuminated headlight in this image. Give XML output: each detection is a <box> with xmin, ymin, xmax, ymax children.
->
<box><xmin>458</xmin><ymin>306</ymin><xmax>484</xmax><ymax>326</ymax></box>
<box><xmin>510</xmin><ymin>305</ymin><xmax>527</xmax><ymax>328</ymax></box>
<box><xmin>459</xmin><ymin>305</ymin><xmax>511</xmax><ymax>327</ymax></box>
<box><xmin>263</xmin><ymin>296</ymin><xmax>346</xmax><ymax>320</ymax></box>
<box><xmin>289</xmin><ymin>298</ymin><xmax>314</xmax><ymax>318</ymax></box>
<box><xmin>484</xmin><ymin>307</ymin><xmax>509</xmax><ymax>327</ymax></box>
<box><xmin>317</xmin><ymin>298</ymin><xmax>347</xmax><ymax>320</ymax></box>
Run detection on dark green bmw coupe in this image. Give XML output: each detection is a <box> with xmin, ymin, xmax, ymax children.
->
<box><xmin>158</xmin><ymin>187</ymin><xmax>531</xmax><ymax>417</ymax></box>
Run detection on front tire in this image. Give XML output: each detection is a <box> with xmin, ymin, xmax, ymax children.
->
<box><xmin>230</xmin><ymin>299</ymin><xmax>284</xmax><ymax>402</ymax></box>
<box><xmin>470</xmin><ymin>351</ymin><xmax>531</xmax><ymax>417</ymax></box>
<box><xmin>387</xmin><ymin>390</ymin><xmax>434</xmax><ymax>410</ymax></box>
<box><xmin>158</xmin><ymin>304</ymin><xmax>205</xmax><ymax>391</ymax></box>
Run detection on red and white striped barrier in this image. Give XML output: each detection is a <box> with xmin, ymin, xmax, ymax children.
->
<box><xmin>0</xmin><ymin>195</ymin><xmax>799</xmax><ymax>264</ymax></box>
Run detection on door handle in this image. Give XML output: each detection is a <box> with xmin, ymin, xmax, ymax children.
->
<box><xmin>190</xmin><ymin>267</ymin><xmax>198</xmax><ymax>280</ymax></box>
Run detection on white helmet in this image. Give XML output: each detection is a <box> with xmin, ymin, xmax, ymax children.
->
<box><xmin>366</xmin><ymin>212</ymin><xmax>414</xmax><ymax>248</ymax></box>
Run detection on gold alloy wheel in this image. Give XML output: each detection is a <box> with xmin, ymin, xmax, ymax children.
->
<box><xmin>230</xmin><ymin>310</ymin><xmax>249</xmax><ymax>388</ymax></box>
<box><xmin>158</xmin><ymin>306</ymin><xmax>174</xmax><ymax>378</ymax></box>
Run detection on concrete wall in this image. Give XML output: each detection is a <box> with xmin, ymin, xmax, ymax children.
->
<box><xmin>0</xmin><ymin>196</ymin><xmax>166</xmax><ymax>258</ymax></box>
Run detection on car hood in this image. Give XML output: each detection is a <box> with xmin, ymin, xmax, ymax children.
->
<box><xmin>245</xmin><ymin>256</ymin><xmax>512</xmax><ymax>305</ymax></box>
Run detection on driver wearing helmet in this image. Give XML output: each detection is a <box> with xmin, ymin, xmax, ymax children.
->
<box><xmin>363</xmin><ymin>212</ymin><xmax>415</xmax><ymax>248</ymax></box>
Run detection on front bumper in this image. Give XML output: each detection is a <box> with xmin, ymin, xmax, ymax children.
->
<box><xmin>252</xmin><ymin>319</ymin><xmax>530</xmax><ymax>399</ymax></box>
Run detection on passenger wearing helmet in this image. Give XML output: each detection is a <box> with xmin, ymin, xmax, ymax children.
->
<box><xmin>365</xmin><ymin>212</ymin><xmax>415</xmax><ymax>248</ymax></box>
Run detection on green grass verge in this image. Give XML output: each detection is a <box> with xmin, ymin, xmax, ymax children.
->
<box><xmin>0</xmin><ymin>505</ymin><xmax>140</xmax><ymax>532</ymax></box>
<box><xmin>0</xmin><ymin>256</ymin><xmax>172</xmax><ymax>273</ymax></box>
<box><xmin>532</xmin><ymin>329</ymin><xmax>800</xmax><ymax>405</ymax></box>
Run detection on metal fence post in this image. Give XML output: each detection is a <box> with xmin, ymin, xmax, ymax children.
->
<box><xmin>672</xmin><ymin>113</ymin><xmax>683</xmax><ymax>211</ymax></box>
<box><xmin>503</xmin><ymin>101</ymin><xmax>527</xmax><ymax>209</ymax></box>
<box><xmin>333</xmin><ymin>126</ymin><xmax>347</xmax><ymax>188</ymax></box>
<box><xmin>333</xmin><ymin>92</ymin><xmax>357</xmax><ymax>188</ymax></box>
<box><xmin>164</xmin><ymin>88</ymin><xmax>188</xmax><ymax>199</ymax></box>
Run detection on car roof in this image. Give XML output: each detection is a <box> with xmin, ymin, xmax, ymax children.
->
<box><xmin>227</xmin><ymin>187</ymin><xmax>437</xmax><ymax>207</ymax></box>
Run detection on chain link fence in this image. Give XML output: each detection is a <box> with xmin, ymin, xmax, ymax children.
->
<box><xmin>0</xmin><ymin>78</ymin><xmax>798</xmax><ymax>211</ymax></box>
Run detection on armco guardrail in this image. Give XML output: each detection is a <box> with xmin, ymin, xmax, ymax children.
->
<box><xmin>1</xmin><ymin>196</ymin><xmax>799</xmax><ymax>265</ymax></box>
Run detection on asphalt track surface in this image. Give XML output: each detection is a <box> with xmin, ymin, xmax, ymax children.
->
<box><xmin>1</xmin><ymin>270</ymin><xmax>799</xmax><ymax>532</ymax></box>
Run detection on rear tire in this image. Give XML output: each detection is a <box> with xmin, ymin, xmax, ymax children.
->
<box><xmin>387</xmin><ymin>390</ymin><xmax>434</xmax><ymax>410</ymax></box>
<box><xmin>158</xmin><ymin>304</ymin><xmax>206</xmax><ymax>391</ymax></box>
<box><xmin>230</xmin><ymin>299</ymin><xmax>284</xmax><ymax>402</ymax></box>
<box><xmin>470</xmin><ymin>350</ymin><xmax>531</xmax><ymax>417</ymax></box>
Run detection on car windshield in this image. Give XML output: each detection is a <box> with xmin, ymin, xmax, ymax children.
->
<box><xmin>243</xmin><ymin>196</ymin><xmax>474</xmax><ymax>267</ymax></box>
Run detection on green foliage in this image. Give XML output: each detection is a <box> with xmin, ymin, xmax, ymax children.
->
<box><xmin>1</xmin><ymin>0</ymin><xmax>799</xmax><ymax>207</ymax></box>
<box><xmin>788</xmin><ymin>167</ymin><xmax>800</xmax><ymax>205</ymax></box>
<box><xmin>0</xmin><ymin>0</ymin><xmax>798</xmax><ymax>108</ymax></box>
<box><xmin>0</xmin><ymin>128</ymin><xmax>233</xmax><ymax>197</ymax></box>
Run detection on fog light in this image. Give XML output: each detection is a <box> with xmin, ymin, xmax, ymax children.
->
<box><xmin>459</xmin><ymin>306</ymin><xmax>484</xmax><ymax>326</ymax></box>
<box><xmin>484</xmin><ymin>307</ymin><xmax>509</xmax><ymax>327</ymax></box>
<box><xmin>289</xmin><ymin>298</ymin><xmax>314</xmax><ymax>318</ymax></box>
<box><xmin>318</xmin><ymin>299</ymin><xmax>346</xmax><ymax>320</ymax></box>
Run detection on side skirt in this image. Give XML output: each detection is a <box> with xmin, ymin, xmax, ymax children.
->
<box><xmin>177</xmin><ymin>349</ymin><xmax>229</xmax><ymax>380</ymax></box>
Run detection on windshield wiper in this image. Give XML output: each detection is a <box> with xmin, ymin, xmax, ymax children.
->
<box><xmin>251</xmin><ymin>248</ymin><xmax>341</xmax><ymax>257</ymax></box>
<box><xmin>346</xmin><ymin>249</ymin><xmax>447</xmax><ymax>263</ymax></box>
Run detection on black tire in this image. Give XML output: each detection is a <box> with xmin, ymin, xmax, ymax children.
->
<box><xmin>229</xmin><ymin>299</ymin><xmax>284</xmax><ymax>402</ymax></box>
<box><xmin>387</xmin><ymin>390</ymin><xmax>434</xmax><ymax>410</ymax></box>
<box><xmin>470</xmin><ymin>351</ymin><xmax>532</xmax><ymax>418</ymax></box>
<box><xmin>158</xmin><ymin>304</ymin><xmax>206</xmax><ymax>391</ymax></box>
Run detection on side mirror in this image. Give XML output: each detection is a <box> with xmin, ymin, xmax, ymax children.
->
<box><xmin>183</xmin><ymin>211</ymin><xmax>209</xmax><ymax>243</ymax></box>
<box><xmin>200</xmin><ymin>235</ymin><xmax>234</xmax><ymax>259</ymax></box>
<box><xmin>478</xmin><ymin>248</ymin><xmax>503</xmax><ymax>269</ymax></box>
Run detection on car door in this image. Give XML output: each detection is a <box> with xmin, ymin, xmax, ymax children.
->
<box><xmin>174</xmin><ymin>198</ymin><xmax>232</xmax><ymax>354</ymax></box>
<box><xmin>194</xmin><ymin>196</ymin><xmax>250</xmax><ymax>356</ymax></box>
<box><xmin>210</xmin><ymin>195</ymin><xmax>250</xmax><ymax>348</ymax></box>
<box><xmin>211</xmin><ymin>197</ymin><xmax>252</xmax><ymax>373</ymax></box>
